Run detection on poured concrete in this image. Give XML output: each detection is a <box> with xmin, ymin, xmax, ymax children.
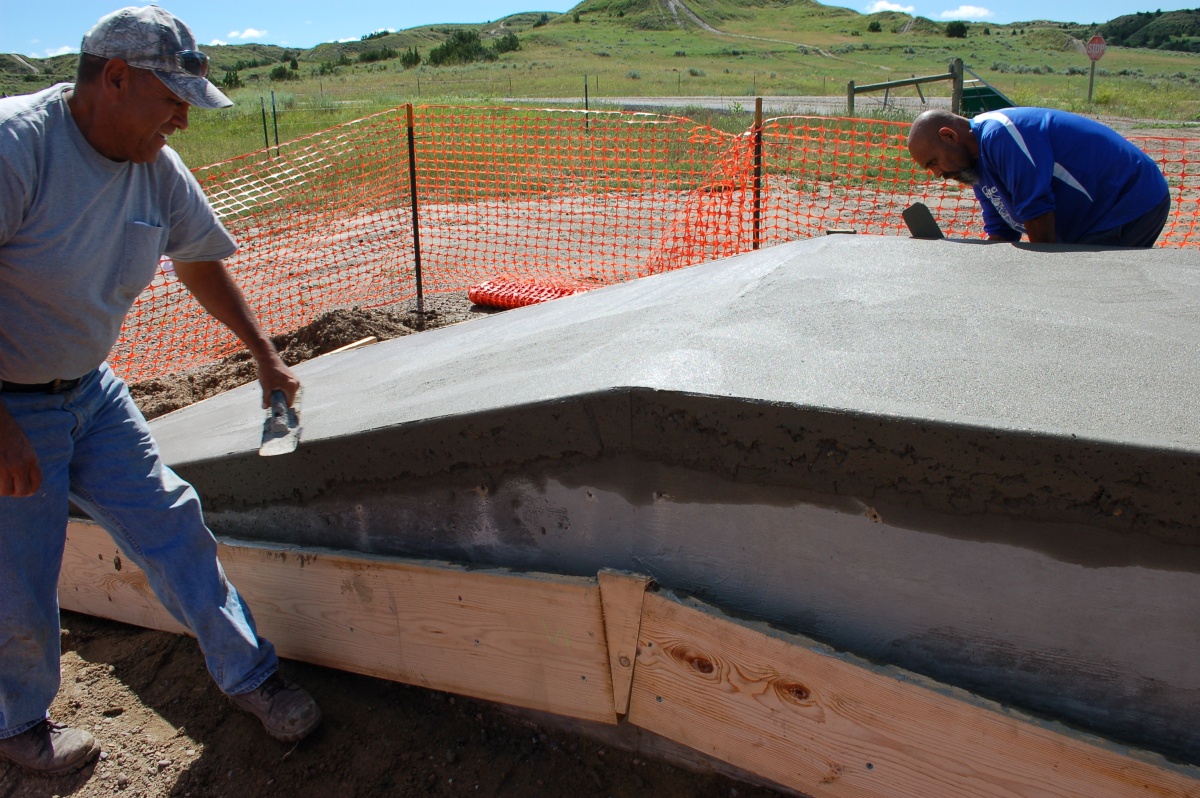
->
<box><xmin>151</xmin><ymin>236</ymin><xmax>1200</xmax><ymax>763</ymax></box>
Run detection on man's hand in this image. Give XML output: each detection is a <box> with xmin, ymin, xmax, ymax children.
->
<box><xmin>256</xmin><ymin>351</ymin><xmax>301</xmax><ymax>409</ymax></box>
<box><xmin>0</xmin><ymin>403</ymin><xmax>42</xmax><ymax>496</ymax></box>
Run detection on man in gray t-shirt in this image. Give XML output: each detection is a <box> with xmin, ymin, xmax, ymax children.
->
<box><xmin>0</xmin><ymin>6</ymin><xmax>320</xmax><ymax>775</ymax></box>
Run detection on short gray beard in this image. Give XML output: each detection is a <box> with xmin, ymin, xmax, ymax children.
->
<box><xmin>948</xmin><ymin>166</ymin><xmax>980</xmax><ymax>186</ymax></box>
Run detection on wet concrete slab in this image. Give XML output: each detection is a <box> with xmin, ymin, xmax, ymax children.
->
<box><xmin>157</xmin><ymin>235</ymin><xmax>1200</xmax><ymax>462</ymax></box>
<box><xmin>148</xmin><ymin>235</ymin><xmax>1200</xmax><ymax>762</ymax></box>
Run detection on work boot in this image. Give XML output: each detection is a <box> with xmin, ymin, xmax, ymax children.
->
<box><xmin>228</xmin><ymin>673</ymin><xmax>321</xmax><ymax>742</ymax></box>
<box><xmin>0</xmin><ymin>720</ymin><xmax>101</xmax><ymax>776</ymax></box>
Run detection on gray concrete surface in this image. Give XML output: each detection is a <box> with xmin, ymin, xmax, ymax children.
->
<box><xmin>159</xmin><ymin>235</ymin><xmax>1200</xmax><ymax>463</ymax></box>
<box><xmin>151</xmin><ymin>235</ymin><xmax>1200</xmax><ymax>763</ymax></box>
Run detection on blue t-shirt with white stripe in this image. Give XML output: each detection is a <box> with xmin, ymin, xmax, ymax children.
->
<box><xmin>970</xmin><ymin>108</ymin><xmax>1168</xmax><ymax>243</ymax></box>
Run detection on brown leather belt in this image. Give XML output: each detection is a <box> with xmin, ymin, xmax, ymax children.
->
<box><xmin>0</xmin><ymin>377</ymin><xmax>83</xmax><ymax>394</ymax></box>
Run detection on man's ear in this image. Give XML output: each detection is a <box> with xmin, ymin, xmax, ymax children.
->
<box><xmin>938</xmin><ymin>126</ymin><xmax>958</xmax><ymax>145</ymax></box>
<box><xmin>100</xmin><ymin>58</ymin><xmax>131</xmax><ymax>99</ymax></box>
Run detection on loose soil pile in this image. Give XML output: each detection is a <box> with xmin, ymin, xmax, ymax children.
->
<box><xmin>130</xmin><ymin>295</ymin><xmax>496</xmax><ymax>420</ymax></box>
<box><xmin>2</xmin><ymin>293</ymin><xmax>784</xmax><ymax>798</ymax></box>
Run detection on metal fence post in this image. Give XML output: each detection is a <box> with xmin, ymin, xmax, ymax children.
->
<box><xmin>260</xmin><ymin>96</ymin><xmax>269</xmax><ymax>153</ymax></box>
<box><xmin>752</xmin><ymin>97</ymin><xmax>764</xmax><ymax>250</ymax></box>
<box><xmin>404</xmin><ymin>104</ymin><xmax>424</xmax><ymax>324</ymax></box>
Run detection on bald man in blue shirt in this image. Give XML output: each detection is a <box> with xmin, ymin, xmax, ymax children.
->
<box><xmin>908</xmin><ymin>107</ymin><xmax>1170</xmax><ymax>246</ymax></box>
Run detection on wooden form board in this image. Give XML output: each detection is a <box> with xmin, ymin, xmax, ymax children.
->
<box><xmin>60</xmin><ymin>521</ymin><xmax>616</xmax><ymax>724</ymax></box>
<box><xmin>60</xmin><ymin>521</ymin><xmax>1200</xmax><ymax>797</ymax></box>
<box><xmin>626</xmin><ymin>592</ymin><xmax>1200</xmax><ymax>798</ymax></box>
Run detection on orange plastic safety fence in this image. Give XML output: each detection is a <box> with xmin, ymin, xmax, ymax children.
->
<box><xmin>109</xmin><ymin>106</ymin><xmax>1200</xmax><ymax>385</ymax></box>
<box><xmin>467</xmin><ymin>276</ymin><xmax>596</xmax><ymax>309</ymax></box>
<box><xmin>114</xmin><ymin>107</ymin><xmax>415</xmax><ymax>383</ymax></box>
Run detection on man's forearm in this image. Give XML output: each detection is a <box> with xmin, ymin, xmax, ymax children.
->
<box><xmin>1022</xmin><ymin>212</ymin><xmax>1057</xmax><ymax>244</ymax></box>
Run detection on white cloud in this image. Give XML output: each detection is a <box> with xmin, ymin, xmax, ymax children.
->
<box><xmin>939</xmin><ymin>5</ymin><xmax>993</xmax><ymax>19</ymax></box>
<box><xmin>227</xmin><ymin>28</ymin><xmax>267</xmax><ymax>40</ymax></box>
<box><xmin>209</xmin><ymin>38</ymin><xmax>228</xmax><ymax>46</ymax></box>
<box><xmin>42</xmin><ymin>45</ymin><xmax>75</xmax><ymax>57</ymax></box>
<box><xmin>866</xmin><ymin>1</ymin><xmax>915</xmax><ymax>12</ymax></box>
<box><xmin>337</xmin><ymin>37</ymin><xmax>357</xmax><ymax>43</ymax></box>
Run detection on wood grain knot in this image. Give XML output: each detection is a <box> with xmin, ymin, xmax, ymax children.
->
<box><xmin>666</xmin><ymin>643</ymin><xmax>719</xmax><ymax>678</ymax></box>
<box><xmin>776</xmin><ymin>680</ymin><xmax>812</xmax><ymax>704</ymax></box>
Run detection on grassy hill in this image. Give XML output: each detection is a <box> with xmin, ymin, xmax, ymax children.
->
<box><xmin>1100</xmin><ymin>8</ymin><xmax>1200</xmax><ymax>51</ymax></box>
<box><xmin>4</xmin><ymin>0</ymin><xmax>1198</xmax><ymax>165</ymax></box>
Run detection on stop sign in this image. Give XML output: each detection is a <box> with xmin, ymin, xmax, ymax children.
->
<box><xmin>1087</xmin><ymin>34</ymin><xmax>1107</xmax><ymax>61</ymax></box>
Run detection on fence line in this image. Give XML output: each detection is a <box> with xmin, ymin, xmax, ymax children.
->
<box><xmin>111</xmin><ymin>104</ymin><xmax>1200</xmax><ymax>383</ymax></box>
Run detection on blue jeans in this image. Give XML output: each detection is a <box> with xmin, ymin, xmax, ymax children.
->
<box><xmin>0</xmin><ymin>363</ymin><xmax>277</xmax><ymax>738</ymax></box>
<box><xmin>1075</xmin><ymin>194</ymin><xmax>1171</xmax><ymax>248</ymax></box>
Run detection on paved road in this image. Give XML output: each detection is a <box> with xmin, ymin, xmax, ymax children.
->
<box><xmin>514</xmin><ymin>94</ymin><xmax>951</xmax><ymax>117</ymax></box>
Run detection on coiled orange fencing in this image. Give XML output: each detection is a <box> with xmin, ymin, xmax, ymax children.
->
<box><xmin>111</xmin><ymin>105</ymin><xmax>1200</xmax><ymax>383</ymax></box>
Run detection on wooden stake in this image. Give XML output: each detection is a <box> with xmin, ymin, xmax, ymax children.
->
<box><xmin>597</xmin><ymin>569</ymin><xmax>651</xmax><ymax>715</ymax></box>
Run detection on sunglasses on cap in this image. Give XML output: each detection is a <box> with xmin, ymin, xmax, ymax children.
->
<box><xmin>127</xmin><ymin>49</ymin><xmax>210</xmax><ymax>79</ymax></box>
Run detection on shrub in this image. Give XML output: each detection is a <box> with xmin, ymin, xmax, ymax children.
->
<box><xmin>868</xmin><ymin>21</ymin><xmax>882</xmax><ymax>32</ymax></box>
<box><xmin>688</xmin><ymin>67</ymin><xmax>705</xmax><ymax>76</ymax></box>
<box><xmin>572</xmin><ymin>10</ymin><xmax>581</xmax><ymax>22</ymax></box>
<box><xmin>358</xmin><ymin>45</ymin><xmax>397</xmax><ymax>63</ymax></box>
<box><xmin>533</xmin><ymin>13</ymin><xmax>549</xmax><ymax>27</ymax></box>
<box><xmin>428</xmin><ymin>29</ymin><xmax>496</xmax><ymax>66</ymax></box>
<box><xmin>400</xmin><ymin>47</ymin><xmax>421</xmax><ymax>68</ymax></box>
<box><xmin>946</xmin><ymin>21</ymin><xmax>968</xmax><ymax>38</ymax></box>
<box><xmin>493</xmin><ymin>32</ymin><xmax>520</xmax><ymax>54</ymax></box>
<box><xmin>626</xmin><ymin>70</ymin><xmax>641</xmax><ymax>79</ymax></box>
<box><xmin>269</xmin><ymin>64</ymin><xmax>297</xmax><ymax>81</ymax></box>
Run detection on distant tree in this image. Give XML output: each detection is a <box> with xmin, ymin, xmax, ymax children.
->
<box><xmin>361</xmin><ymin>30</ymin><xmax>390</xmax><ymax>41</ymax></box>
<box><xmin>268</xmin><ymin>64</ymin><xmax>297</xmax><ymax>81</ymax></box>
<box><xmin>982</xmin><ymin>26</ymin><xmax>990</xmax><ymax>35</ymax></box>
<box><xmin>220</xmin><ymin>70</ymin><xmax>242</xmax><ymax>90</ymax></box>
<box><xmin>428</xmin><ymin>29</ymin><xmax>495</xmax><ymax>66</ymax></box>
<box><xmin>868</xmin><ymin>20</ymin><xmax>882</xmax><ymax>32</ymax></box>
<box><xmin>533</xmin><ymin>13</ymin><xmax>550</xmax><ymax>27</ymax></box>
<box><xmin>359</xmin><ymin>45</ymin><xmax>397</xmax><ymax>63</ymax></box>
<box><xmin>493</xmin><ymin>32</ymin><xmax>521</xmax><ymax>54</ymax></box>
<box><xmin>400</xmin><ymin>47</ymin><xmax>421</xmax><ymax>68</ymax></box>
<box><xmin>573</xmin><ymin>10</ymin><xmax>581</xmax><ymax>22</ymax></box>
<box><xmin>946</xmin><ymin>20</ymin><xmax>969</xmax><ymax>38</ymax></box>
<box><xmin>290</xmin><ymin>58</ymin><xmax>298</xmax><ymax>70</ymax></box>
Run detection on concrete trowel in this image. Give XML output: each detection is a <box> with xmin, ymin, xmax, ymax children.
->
<box><xmin>259</xmin><ymin>389</ymin><xmax>301</xmax><ymax>456</ymax></box>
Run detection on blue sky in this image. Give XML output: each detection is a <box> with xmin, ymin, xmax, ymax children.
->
<box><xmin>3</xmin><ymin>0</ymin><xmax>1196</xmax><ymax>59</ymax></box>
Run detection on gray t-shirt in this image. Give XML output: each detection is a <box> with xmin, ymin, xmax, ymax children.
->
<box><xmin>0</xmin><ymin>83</ymin><xmax>237</xmax><ymax>383</ymax></box>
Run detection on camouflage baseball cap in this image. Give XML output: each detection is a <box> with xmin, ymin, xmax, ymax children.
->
<box><xmin>81</xmin><ymin>5</ymin><xmax>232</xmax><ymax>109</ymax></box>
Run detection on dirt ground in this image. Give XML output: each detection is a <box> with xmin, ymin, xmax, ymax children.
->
<box><xmin>0</xmin><ymin>292</ymin><xmax>785</xmax><ymax>798</ymax></box>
